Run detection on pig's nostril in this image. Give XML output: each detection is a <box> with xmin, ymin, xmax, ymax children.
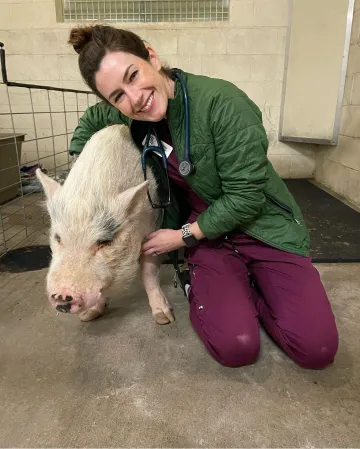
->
<box><xmin>56</xmin><ymin>304</ymin><xmax>71</xmax><ymax>313</ymax></box>
<box><xmin>51</xmin><ymin>294</ymin><xmax>56</xmax><ymax>299</ymax></box>
<box><xmin>58</xmin><ymin>295</ymin><xmax>63</xmax><ymax>301</ymax></box>
<box><xmin>65</xmin><ymin>295</ymin><xmax>73</xmax><ymax>302</ymax></box>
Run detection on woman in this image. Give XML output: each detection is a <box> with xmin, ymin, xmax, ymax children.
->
<box><xmin>68</xmin><ymin>24</ymin><xmax>338</xmax><ymax>369</ymax></box>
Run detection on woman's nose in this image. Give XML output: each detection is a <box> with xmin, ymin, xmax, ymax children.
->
<box><xmin>127</xmin><ymin>89</ymin><xmax>143</xmax><ymax>111</ymax></box>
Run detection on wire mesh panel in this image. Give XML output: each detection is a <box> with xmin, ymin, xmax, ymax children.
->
<box><xmin>0</xmin><ymin>43</ymin><xmax>98</xmax><ymax>258</ymax></box>
<box><xmin>62</xmin><ymin>0</ymin><xmax>229</xmax><ymax>22</ymax></box>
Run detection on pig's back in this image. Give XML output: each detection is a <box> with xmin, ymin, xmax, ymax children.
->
<box><xmin>63</xmin><ymin>125</ymin><xmax>157</xmax><ymax>200</ymax></box>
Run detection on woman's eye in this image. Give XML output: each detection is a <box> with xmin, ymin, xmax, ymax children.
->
<box><xmin>129</xmin><ymin>70</ymin><xmax>138</xmax><ymax>82</ymax></box>
<box><xmin>114</xmin><ymin>92</ymin><xmax>123</xmax><ymax>103</ymax></box>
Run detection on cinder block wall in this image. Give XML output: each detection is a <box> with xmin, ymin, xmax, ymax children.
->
<box><xmin>315</xmin><ymin>0</ymin><xmax>360</xmax><ymax>207</ymax></box>
<box><xmin>0</xmin><ymin>0</ymin><xmax>316</xmax><ymax>176</ymax></box>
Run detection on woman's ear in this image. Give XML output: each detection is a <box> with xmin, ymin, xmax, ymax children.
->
<box><xmin>145</xmin><ymin>45</ymin><xmax>162</xmax><ymax>71</ymax></box>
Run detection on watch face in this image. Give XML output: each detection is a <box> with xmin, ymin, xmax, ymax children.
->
<box><xmin>182</xmin><ymin>224</ymin><xmax>198</xmax><ymax>247</ymax></box>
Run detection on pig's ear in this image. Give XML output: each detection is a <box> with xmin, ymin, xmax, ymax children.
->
<box><xmin>117</xmin><ymin>181</ymin><xmax>149</xmax><ymax>219</ymax></box>
<box><xmin>36</xmin><ymin>168</ymin><xmax>61</xmax><ymax>199</ymax></box>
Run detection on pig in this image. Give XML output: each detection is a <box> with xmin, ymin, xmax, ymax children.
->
<box><xmin>36</xmin><ymin>124</ymin><xmax>175</xmax><ymax>324</ymax></box>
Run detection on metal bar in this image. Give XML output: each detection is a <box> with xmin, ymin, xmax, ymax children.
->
<box><xmin>1</xmin><ymin>196</ymin><xmax>46</xmax><ymax>225</ymax></box>
<box><xmin>1</xmin><ymin>198</ymin><xmax>43</xmax><ymax>221</ymax></box>
<box><xmin>0</xmin><ymin>111</ymin><xmax>86</xmax><ymax>115</ymax></box>
<box><xmin>1</xmin><ymin>196</ymin><xmax>33</xmax><ymax>216</ymax></box>
<box><xmin>64</xmin><ymin>91</ymin><xmax>71</xmax><ymax>170</ymax></box>
<box><xmin>5</xmin><ymin>83</ymin><xmax>28</xmax><ymax>239</ymax></box>
<box><xmin>29</xmin><ymin>89</ymin><xmax>42</xmax><ymax>173</ymax></box>
<box><xmin>3</xmin><ymin>215</ymin><xmax>33</xmax><ymax>234</ymax></box>
<box><xmin>0</xmin><ymin>164</ymin><xmax>24</xmax><ymax>173</ymax></box>
<box><xmin>1</xmin><ymin>81</ymin><xmax>91</xmax><ymax>95</ymax></box>
<box><xmin>0</xmin><ymin>179</ymin><xmax>22</xmax><ymax>191</ymax></box>
<box><xmin>278</xmin><ymin>135</ymin><xmax>335</xmax><ymax>145</ymax></box>
<box><xmin>0</xmin><ymin>42</ymin><xmax>8</xmax><ymax>84</ymax></box>
<box><xmin>4</xmin><ymin>227</ymin><xmax>29</xmax><ymax>244</ymax></box>
<box><xmin>4</xmin><ymin>217</ymin><xmax>50</xmax><ymax>252</ymax></box>
<box><xmin>75</xmin><ymin>94</ymin><xmax>80</xmax><ymax>133</ymax></box>
<box><xmin>48</xmin><ymin>161</ymin><xmax>71</xmax><ymax>171</ymax></box>
<box><xmin>47</xmin><ymin>90</ymin><xmax>57</xmax><ymax>180</ymax></box>
<box><xmin>0</xmin><ymin>206</ymin><xmax>8</xmax><ymax>252</ymax></box>
<box><xmin>0</xmin><ymin>134</ymin><xmax>73</xmax><ymax>144</ymax></box>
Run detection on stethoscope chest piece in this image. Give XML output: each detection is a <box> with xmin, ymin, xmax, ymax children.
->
<box><xmin>179</xmin><ymin>160</ymin><xmax>194</xmax><ymax>177</ymax></box>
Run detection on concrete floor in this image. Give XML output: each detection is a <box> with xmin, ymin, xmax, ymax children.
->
<box><xmin>0</xmin><ymin>254</ymin><xmax>360</xmax><ymax>447</ymax></box>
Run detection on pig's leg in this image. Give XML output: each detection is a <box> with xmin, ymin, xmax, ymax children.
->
<box><xmin>79</xmin><ymin>303</ymin><xmax>105</xmax><ymax>322</ymax></box>
<box><xmin>78</xmin><ymin>293</ymin><xmax>108</xmax><ymax>322</ymax></box>
<box><xmin>140</xmin><ymin>255</ymin><xmax>175</xmax><ymax>325</ymax></box>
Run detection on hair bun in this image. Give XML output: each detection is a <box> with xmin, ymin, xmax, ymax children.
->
<box><xmin>68</xmin><ymin>26</ymin><xmax>95</xmax><ymax>54</ymax></box>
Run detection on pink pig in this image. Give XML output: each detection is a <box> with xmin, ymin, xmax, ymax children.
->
<box><xmin>36</xmin><ymin>124</ymin><xmax>174</xmax><ymax>324</ymax></box>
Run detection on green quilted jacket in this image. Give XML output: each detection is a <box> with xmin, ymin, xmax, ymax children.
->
<box><xmin>69</xmin><ymin>70</ymin><xmax>310</xmax><ymax>257</ymax></box>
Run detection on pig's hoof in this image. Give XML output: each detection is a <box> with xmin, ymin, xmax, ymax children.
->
<box><xmin>154</xmin><ymin>308</ymin><xmax>175</xmax><ymax>325</ymax></box>
<box><xmin>79</xmin><ymin>309</ymin><xmax>102</xmax><ymax>322</ymax></box>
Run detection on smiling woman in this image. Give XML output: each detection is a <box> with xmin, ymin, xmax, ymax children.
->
<box><xmin>67</xmin><ymin>24</ymin><xmax>339</xmax><ymax>371</ymax></box>
<box><xmin>68</xmin><ymin>25</ymin><xmax>174</xmax><ymax>122</ymax></box>
<box><xmin>95</xmin><ymin>51</ymin><xmax>174</xmax><ymax>122</ymax></box>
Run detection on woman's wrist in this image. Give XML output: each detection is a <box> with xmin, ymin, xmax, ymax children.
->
<box><xmin>188</xmin><ymin>221</ymin><xmax>206</xmax><ymax>241</ymax></box>
<box><xmin>175</xmin><ymin>222</ymin><xmax>205</xmax><ymax>249</ymax></box>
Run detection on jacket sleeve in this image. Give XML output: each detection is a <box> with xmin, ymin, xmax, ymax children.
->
<box><xmin>196</xmin><ymin>90</ymin><xmax>269</xmax><ymax>239</ymax></box>
<box><xmin>68</xmin><ymin>102</ymin><xmax>128</xmax><ymax>155</ymax></box>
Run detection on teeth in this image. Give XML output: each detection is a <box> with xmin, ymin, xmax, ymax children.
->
<box><xmin>141</xmin><ymin>93</ymin><xmax>153</xmax><ymax>112</ymax></box>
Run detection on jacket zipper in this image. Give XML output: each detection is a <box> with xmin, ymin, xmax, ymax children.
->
<box><xmin>265</xmin><ymin>193</ymin><xmax>301</xmax><ymax>225</ymax></box>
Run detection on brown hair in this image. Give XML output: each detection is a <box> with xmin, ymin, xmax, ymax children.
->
<box><xmin>68</xmin><ymin>24</ymin><xmax>172</xmax><ymax>101</ymax></box>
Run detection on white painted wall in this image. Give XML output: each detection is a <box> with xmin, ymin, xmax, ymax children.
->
<box><xmin>0</xmin><ymin>0</ymin><xmax>316</xmax><ymax>176</ymax></box>
<box><xmin>315</xmin><ymin>0</ymin><xmax>360</xmax><ymax>208</ymax></box>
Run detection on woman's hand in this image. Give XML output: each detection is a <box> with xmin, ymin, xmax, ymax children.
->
<box><xmin>142</xmin><ymin>229</ymin><xmax>186</xmax><ymax>257</ymax></box>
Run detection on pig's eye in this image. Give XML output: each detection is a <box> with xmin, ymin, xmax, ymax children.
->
<box><xmin>54</xmin><ymin>234</ymin><xmax>61</xmax><ymax>244</ymax></box>
<box><xmin>97</xmin><ymin>238</ymin><xmax>113</xmax><ymax>248</ymax></box>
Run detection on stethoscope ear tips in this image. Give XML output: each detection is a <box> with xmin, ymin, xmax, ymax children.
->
<box><xmin>179</xmin><ymin>160</ymin><xmax>195</xmax><ymax>177</ymax></box>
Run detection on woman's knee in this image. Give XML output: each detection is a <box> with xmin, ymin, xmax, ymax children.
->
<box><xmin>211</xmin><ymin>332</ymin><xmax>261</xmax><ymax>368</ymax></box>
<box><xmin>291</xmin><ymin>328</ymin><xmax>339</xmax><ymax>370</ymax></box>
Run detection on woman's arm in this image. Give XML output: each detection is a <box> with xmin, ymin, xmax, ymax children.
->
<box><xmin>69</xmin><ymin>102</ymin><xmax>129</xmax><ymax>156</ymax></box>
<box><xmin>196</xmin><ymin>89</ymin><xmax>269</xmax><ymax>240</ymax></box>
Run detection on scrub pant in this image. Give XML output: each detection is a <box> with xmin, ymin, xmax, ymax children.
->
<box><xmin>185</xmin><ymin>233</ymin><xmax>339</xmax><ymax>369</ymax></box>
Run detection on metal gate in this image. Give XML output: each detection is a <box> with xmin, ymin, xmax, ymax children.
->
<box><xmin>0</xmin><ymin>42</ymin><xmax>98</xmax><ymax>259</ymax></box>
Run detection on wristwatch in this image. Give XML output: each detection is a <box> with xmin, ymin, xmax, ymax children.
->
<box><xmin>181</xmin><ymin>223</ymin><xmax>198</xmax><ymax>247</ymax></box>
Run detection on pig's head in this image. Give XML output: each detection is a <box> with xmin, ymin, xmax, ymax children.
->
<box><xmin>36</xmin><ymin>168</ymin><xmax>150</xmax><ymax>314</ymax></box>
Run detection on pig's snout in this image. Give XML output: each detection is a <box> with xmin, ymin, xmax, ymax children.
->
<box><xmin>56</xmin><ymin>303</ymin><xmax>71</xmax><ymax>313</ymax></box>
<box><xmin>49</xmin><ymin>292</ymin><xmax>83</xmax><ymax>314</ymax></box>
<box><xmin>52</xmin><ymin>294</ymin><xmax>73</xmax><ymax>302</ymax></box>
<box><xmin>48</xmin><ymin>288</ymin><xmax>105</xmax><ymax>315</ymax></box>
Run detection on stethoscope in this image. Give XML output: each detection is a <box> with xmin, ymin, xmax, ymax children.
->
<box><xmin>141</xmin><ymin>69</ymin><xmax>194</xmax><ymax>180</ymax></box>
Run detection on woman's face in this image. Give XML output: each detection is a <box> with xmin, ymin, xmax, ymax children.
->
<box><xmin>95</xmin><ymin>47</ymin><xmax>174</xmax><ymax>122</ymax></box>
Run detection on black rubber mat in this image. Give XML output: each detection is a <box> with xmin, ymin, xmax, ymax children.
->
<box><xmin>284</xmin><ymin>179</ymin><xmax>360</xmax><ymax>263</ymax></box>
<box><xmin>0</xmin><ymin>245</ymin><xmax>51</xmax><ymax>273</ymax></box>
<box><xmin>0</xmin><ymin>181</ymin><xmax>359</xmax><ymax>272</ymax></box>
